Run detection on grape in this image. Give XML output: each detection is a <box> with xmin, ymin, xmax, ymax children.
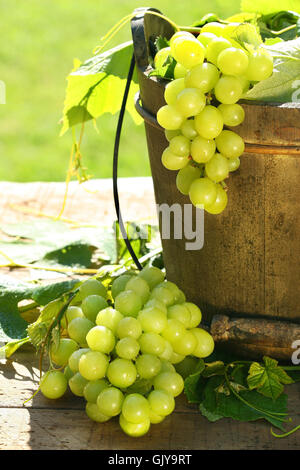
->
<box><xmin>170</xmin><ymin>31</ymin><xmax>195</xmax><ymax>47</ymax></box>
<box><xmin>174</xmin><ymin>63</ymin><xmax>187</xmax><ymax>79</ymax></box>
<box><xmin>169</xmin><ymin>135</ymin><xmax>190</xmax><ymax>157</ymax></box>
<box><xmin>176</xmin><ymin>289</ymin><xmax>186</xmax><ymax>304</ymax></box>
<box><xmin>176</xmin><ymin>164</ymin><xmax>201</xmax><ymax>195</ymax></box>
<box><xmin>139</xmin><ymin>333</ymin><xmax>166</xmax><ymax>356</ymax></box>
<box><xmin>172</xmin><ymin>36</ymin><xmax>205</xmax><ymax>69</ymax></box>
<box><xmin>96</xmin><ymin>307</ymin><xmax>123</xmax><ymax>333</ymax></box>
<box><xmin>114</xmin><ymin>290</ymin><xmax>143</xmax><ymax>317</ymax></box>
<box><xmin>138</xmin><ymin>307</ymin><xmax>167</xmax><ymax>334</ymax></box>
<box><xmin>64</xmin><ymin>365</ymin><xmax>74</xmax><ymax>382</ymax></box>
<box><xmin>205</xmin><ymin>153</ymin><xmax>229</xmax><ymax>182</ymax></box>
<box><xmin>157</xmin><ymin>105</ymin><xmax>184</xmax><ymax>130</ymax></box>
<box><xmin>167</xmin><ymin>304</ymin><xmax>191</xmax><ymax>328</ymax></box>
<box><xmin>122</xmin><ymin>393</ymin><xmax>150</xmax><ymax>423</ymax></box>
<box><xmin>180</xmin><ymin>119</ymin><xmax>198</xmax><ymax>140</ymax></box>
<box><xmin>77</xmin><ymin>278</ymin><xmax>106</xmax><ymax>301</ymax></box>
<box><xmin>215</xmin><ymin>130</ymin><xmax>245</xmax><ymax>158</ymax></box>
<box><xmin>50</xmin><ymin>338</ymin><xmax>78</xmax><ymax>366</ymax></box>
<box><xmin>149</xmin><ymin>285</ymin><xmax>174</xmax><ymax>306</ymax></box>
<box><xmin>191</xmin><ymin>328</ymin><xmax>215</xmax><ymax>358</ymax></box>
<box><xmin>107</xmin><ymin>358</ymin><xmax>137</xmax><ymax>388</ymax></box>
<box><xmin>83</xmin><ymin>379</ymin><xmax>109</xmax><ymax>403</ymax></box>
<box><xmin>115</xmin><ymin>337</ymin><xmax>140</xmax><ymax>360</ymax></box>
<box><xmin>119</xmin><ymin>413</ymin><xmax>150</xmax><ymax>437</ymax></box>
<box><xmin>214</xmin><ymin>75</ymin><xmax>243</xmax><ymax>104</ymax></box>
<box><xmin>116</xmin><ymin>317</ymin><xmax>142</xmax><ymax>340</ymax></box>
<box><xmin>245</xmin><ymin>50</ymin><xmax>273</xmax><ymax>81</ymax></box>
<box><xmin>138</xmin><ymin>265</ymin><xmax>165</xmax><ymax>290</ymax></box>
<box><xmin>189</xmin><ymin>177</ymin><xmax>217</xmax><ymax>208</ymax></box>
<box><xmin>125</xmin><ymin>276</ymin><xmax>150</xmax><ymax>304</ymax></box>
<box><xmin>160</xmin><ymin>281</ymin><xmax>182</xmax><ymax>303</ymax></box>
<box><xmin>201</xmin><ymin>22</ymin><xmax>226</xmax><ymax>36</ymax></box>
<box><xmin>217</xmin><ymin>47</ymin><xmax>249</xmax><ymax>76</ymax></box>
<box><xmin>205</xmin><ymin>184</ymin><xmax>228</xmax><ymax>214</ymax></box>
<box><xmin>206</xmin><ymin>37</ymin><xmax>231</xmax><ymax>65</ymax></box>
<box><xmin>228</xmin><ymin>157</ymin><xmax>240</xmax><ymax>172</ymax></box>
<box><xmin>148</xmin><ymin>390</ymin><xmax>175</xmax><ymax>416</ymax></box>
<box><xmin>81</xmin><ymin>295</ymin><xmax>108</xmax><ymax>323</ymax></box>
<box><xmin>172</xmin><ymin>331</ymin><xmax>197</xmax><ymax>356</ymax></box>
<box><xmin>40</xmin><ymin>370</ymin><xmax>67</xmax><ymax>399</ymax></box>
<box><xmin>237</xmin><ymin>75</ymin><xmax>250</xmax><ymax>93</ymax></box>
<box><xmin>85</xmin><ymin>402</ymin><xmax>110</xmax><ymax>423</ymax></box>
<box><xmin>78</xmin><ymin>350</ymin><xmax>109</xmax><ymax>381</ymax></box>
<box><xmin>164</xmin><ymin>78</ymin><xmax>185</xmax><ymax>105</ymax></box>
<box><xmin>176</xmin><ymin>88</ymin><xmax>206</xmax><ymax>118</ymax></box>
<box><xmin>174</xmin><ymin>356</ymin><xmax>199</xmax><ymax>379</ymax></box>
<box><xmin>144</xmin><ymin>298</ymin><xmax>167</xmax><ymax>315</ymax></box>
<box><xmin>218</xmin><ymin>103</ymin><xmax>245</xmax><ymax>127</ymax></box>
<box><xmin>67</xmin><ymin>317</ymin><xmax>94</xmax><ymax>347</ymax></box>
<box><xmin>154</xmin><ymin>47</ymin><xmax>171</xmax><ymax>68</ymax></box>
<box><xmin>197</xmin><ymin>32</ymin><xmax>218</xmax><ymax>47</ymax></box>
<box><xmin>159</xmin><ymin>340</ymin><xmax>173</xmax><ymax>361</ymax></box>
<box><xmin>161</xmin><ymin>147</ymin><xmax>189</xmax><ymax>171</ymax></box>
<box><xmin>160</xmin><ymin>360</ymin><xmax>176</xmax><ymax>373</ymax></box>
<box><xmin>149</xmin><ymin>409</ymin><xmax>165</xmax><ymax>424</ymax></box>
<box><xmin>69</xmin><ymin>372</ymin><xmax>89</xmax><ymax>397</ymax></box>
<box><xmin>153</xmin><ymin>372</ymin><xmax>184</xmax><ymax>397</ymax></box>
<box><xmin>194</xmin><ymin>105</ymin><xmax>223</xmax><ymax>140</ymax></box>
<box><xmin>185</xmin><ymin>302</ymin><xmax>202</xmax><ymax>328</ymax></box>
<box><xmin>185</xmin><ymin>62</ymin><xmax>219</xmax><ymax>93</ymax></box>
<box><xmin>135</xmin><ymin>354</ymin><xmax>161</xmax><ymax>379</ymax></box>
<box><xmin>111</xmin><ymin>274</ymin><xmax>133</xmax><ymax>299</ymax></box>
<box><xmin>86</xmin><ymin>325</ymin><xmax>115</xmax><ymax>354</ymax></box>
<box><xmin>61</xmin><ymin>306</ymin><xmax>84</xmax><ymax>329</ymax></box>
<box><xmin>191</xmin><ymin>135</ymin><xmax>216</xmax><ymax>163</ymax></box>
<box><xmin>164</xmin><ymin>129</ymin><xmax>181</xmax><ymax>142</ymax></box>
<box><xmin>97</xmin><ymin>387</ymin><xmax>124</xmax><ymax>417</ymax></box>
<box><xmin>170</xmin><ymin>351</ymin><xmax>185</xmax><ymax>364</ymax></box>
<box><xmin>162</xmin><ymin>318</ymin><xmax>186</xmax><ymax>344</ymax></box>
<box><xmin>68</xmin><ymin>348</ymin><xmax>89</xmax><ymax>373</ymax></box>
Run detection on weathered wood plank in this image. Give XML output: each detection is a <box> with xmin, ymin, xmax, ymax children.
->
<box><xmin>1</xmin><ymin>407</ymin><xmax>300</xmax><ymax>450</ymax></box>
<box><xmin>0</xmin><ymin>352</ymin><xmax>299</xmax><ymax>450</ymax></box>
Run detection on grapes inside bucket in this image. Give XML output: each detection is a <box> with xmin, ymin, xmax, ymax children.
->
<box><xmin>131</xmin><ymin>8</ymin><xmax>300</xmax><ymax>360</ymax></box>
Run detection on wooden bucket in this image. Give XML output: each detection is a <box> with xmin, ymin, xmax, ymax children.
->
<box><xmin>131</xmin><ymin>8</ymin><xmax>300</xmax><ymax>359</ymax></box>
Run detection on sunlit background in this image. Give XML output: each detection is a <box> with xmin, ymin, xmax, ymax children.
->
<box><xmin>0</xmin><ymin>0</ymin><xmax>240</xmax><ymax>182</ymax></box>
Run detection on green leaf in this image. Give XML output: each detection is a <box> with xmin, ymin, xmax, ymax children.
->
<box><xmin>0</xmin><ymin>337</ymin><xmax>30</xmax><ymax>359</ymax></box>
<box><xmin>27</xmin><ymin>297</ymin><xmax>67</xmax><ymax>349</ymax></box>
<box><xmin>200</xmin><ymin>375</ymin><xmax>288</xmax><ymax>430</ymax></box>
<box><xmin>247</xmin><ymin>356</ymin><xmax>294</xmax><ymax>400</ymax></box>
<box><xmin>241</xmin><ymin>0</ymin><xmax>300</xmax><ymax>15</ymax></box>
<box><xmin>0</xmin><ymin>275</ymin><xmax>78</xmax><ymax>342</ymax></box>
<box><xmin>0</xmin><ymin>220</ymin><xmax>117</xmax><ymax>268</ymax></box>
<box><xmin>61</xmin><ymin>41</ymin><xmax>142</xmax><ymax>135</ymax></box>
<box><xmin>184</xmin><ymin>360</ymin><xmax>206</xmax><ymax>403</ymax></box>
<box><xmin>231</xmin><ymin>23</ymin><xmax>263</xmax><ymax>49</ymax></box>
<box><xmin>244</xmin><ymin>38</ymin><xmax>300</xmax><ymax>102</ymax></box>
<box><xmin>155</xmin><ymin>36</ymin><xmax>170</xmax><ymax>51</ymax></box>
<box><xmin>202</xmin><ymin>361</ymin><xmax>226</xmax><ymax>378</ymax></box>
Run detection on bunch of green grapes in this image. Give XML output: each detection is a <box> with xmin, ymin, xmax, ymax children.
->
<box><xmin>39</xmin><ymin>267</ymin><xmax>214</xmax><ymax>437</ymax></box>
<box><xmin>155</xmin><ymin>23</ymin><xmax>273</xmax><ymax>214</ymax></box>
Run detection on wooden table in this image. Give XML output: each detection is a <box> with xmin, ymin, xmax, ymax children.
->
<box><xmin>0</xmin><ymin>179</ymin><xmax>299</xmax><ymax>450</ymax></box>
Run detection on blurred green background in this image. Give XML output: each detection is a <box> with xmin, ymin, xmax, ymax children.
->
<box><xmin>0</xmin><ymin>0</ymin><xmax>240</xmax><ymax>182</ymax></box>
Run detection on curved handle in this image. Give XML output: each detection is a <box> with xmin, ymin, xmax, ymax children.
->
<box><xmin>131</xmin><ymin>8</ymin><xmax>176</xmax><ymax>69</ymax></box>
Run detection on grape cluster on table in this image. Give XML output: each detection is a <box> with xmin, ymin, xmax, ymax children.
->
<box><xmin>156</xmin><ymin>22</ymin><xmax>273</xmax><ymax>214</ymax></box>
<box><xmin>40</xmin><ymin>266</ymin><xmax>214</xmax><ymax>437</ymax></box>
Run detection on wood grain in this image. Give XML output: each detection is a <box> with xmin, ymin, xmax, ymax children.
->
<box><xmin>0</xmin><ymin>352</ymin><xmax>299</xmax><ymax>450</ymax></box>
